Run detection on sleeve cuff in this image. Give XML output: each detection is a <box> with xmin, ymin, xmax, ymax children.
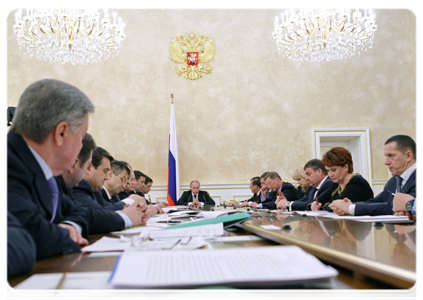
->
<box><xmin>116</xmin><ymin>211</ymin><xmax>133</xmax><ymax>228</ymax></box>
<box><xmin>62</xmin><ymin>221</ymin><xmax>82</xmax><ymax>234</ymax></box>
<box><xmin>349</xmin><ymin>204</ymin><xmax>356</xmax><ymax>216</ymax></box>
<box><xmin>122</xmin><ymin>198</ymin><xmax>135</xmax><ymax>205</ymax></box>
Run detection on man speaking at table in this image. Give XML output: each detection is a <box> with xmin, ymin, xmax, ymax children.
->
<box><xmin>9</xmin><ymin>79</ymin><xmax>98</xmax><ymax>259</ymax></box>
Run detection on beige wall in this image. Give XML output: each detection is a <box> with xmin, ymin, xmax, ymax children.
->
<box><xmin>7</xmin><ymin>9</ymin><xmax>416</xmax><ymax>185</ymax></box>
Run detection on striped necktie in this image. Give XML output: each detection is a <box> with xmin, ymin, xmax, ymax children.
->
<box><xmin>47</xmin><ymin>177</ymin><xmax>59</xmax><ymax>222</ymax></box>
<box><xmin>396</xmin><ymin>176</ymin><xmax>403</xmax><ymax>193</ymax></box>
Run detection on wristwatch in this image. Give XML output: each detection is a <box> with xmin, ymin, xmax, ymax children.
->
<box><xmin>406</xmin><ymin>198</ymin><xmax>415</xmax><ymax>212</ymax></box>
<box><xmin>285</xmin><ymin>201</ymin><xmax>291</xmax><ymax>210</ymax></box>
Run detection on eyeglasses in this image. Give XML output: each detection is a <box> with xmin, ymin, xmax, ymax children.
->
<box><xmin>113</xmin><ymin>171</ymin><xmax>127</xmax><ymax>185</ymax></box>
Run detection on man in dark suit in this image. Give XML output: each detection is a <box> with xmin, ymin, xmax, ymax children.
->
<box><xmin>277</xmin><ymin>159</ymin><xmax>333</xmax><ymax>211</ymax></box>
<box><xmin>133</xmin><ymin>170</ymin><xmax>147</xmax><ymax>197</ymax></box>
<box><xmin>177</xmin><ymin>180</ymin><xmax>215</xmax><ymax>207</ymax></box>
<box><xmin>8</xmin><ymin>79</ymin><xmax>92</xmax><ymax>260</ymax></box>
<box><xmin>330</xmin><ymin>135</ymin><xmax>416</xmax><ymax>216</ymax></box>
<box><xmin>117</xmin><ymin>161</ymin><xmax>136</xmax><ymax>200</ymax></box>
<box><xmin>241</xmin><ymin>176</ymin><xmax>262</xmax><ymax>207</ymax></box>
<box><xmin>7</xmin><ymin>212</ymin><xmax>36</xmax><ymax>277</ymax></box>
<box><xmin>62</xmin><ymin>133</ymin><xmax>149</xmax><ymax>233</ymax></box>
<box><xmin>250</xmin><ymin>172</ymin><xmax>299</xmax><ymax>209</ymax></box>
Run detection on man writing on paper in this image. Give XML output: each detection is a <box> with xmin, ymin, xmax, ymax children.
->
<box><xmin>329</xmin><ymin>135</ymin><xmax>416</xmax><ymax>216</ymax></box>
<box><xmin>177</xmin><ymin>180</ymin><xmax>215</xmax><ymax>208</ymax></box>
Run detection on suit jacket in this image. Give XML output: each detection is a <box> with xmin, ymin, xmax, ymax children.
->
<box><xmin>245</xmin><ymin>191</ymin><xmax>261</xmax><ymax>204</ymax></box>
<box><xmin>354</xmin><ymin>170</ymin><xmax>416</xmax><ymax>216</ymax></box>
<box><xmin>7</xmin><ymin>132</ymin><xmax>88</xmax><ymax>260</ymax></box>
<box><xmin>100</xmin><ymin>188</ymin><xmax>126</xmax><ymax>210</ymax></box>
<box><xmin>177</xmin><ymin>190</ymin><xmax>215</xmax><ymax>206</ymax></box>
<box><xmin>7</xmin><ymin>212</ymin><xmax>36</xmax><ymax>277</ymax></box>
<box><xmin>118</xmin><ymin>191</ymin><xmax>131</xmax><ymax>200</ymax></box>
<box><xmin>291</xmin><ymin>177</ymin><xmax>333</xmax><ymax>211</ymax></box>
<box><xmin>262</xmin><ymin>182</ymin><xmax>299</xmax><ymax>209</ymax></box>
<box><xmin>61</xmin><ymin>177</ymin><xmax>125</xmax><ymax>234</ymax></box>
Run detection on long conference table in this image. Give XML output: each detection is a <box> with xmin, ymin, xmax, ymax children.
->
<box><xmin>8</xmin><ymin>208</ymin><xmax>416</xmax><ymax>291</ymax></box>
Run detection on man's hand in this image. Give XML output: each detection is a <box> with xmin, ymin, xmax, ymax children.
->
<box><xmin>310</xmin><ymin>200</ymin><xmax>322</xmax><ymax>211</ymax></box>
<box><xmin>192</xmin><ymin>198</ymin><xmax>201</xmax><ymax>206</ymax></box>
<box><xmin>227</xmin><ymin>201</ymin><xmax>240</xmax><ymax>206</ymax></box>
<box><xmin>58</xmin><ymin>223</ymin><xmax>88</xmax><ymax>246</ymax></box>
<box><xmin>128</xmin><ymin>194</ymin><xmax>147</xmax><ymax>205</ymax></box>
<box><xmin>261</xmin><ymin>185</ymin><xmax>268</xmax><ymax>198</ymax></box>
<box><xmin>329</xmin><ymin>198</ymin><xmax>352</xmax><ymax>216</ymax></box>
<box><xmin>393</xmin><ymin>193</ymin><xmax>414</xmax><ymax>213</ymax></box>
<box><xmin>276</xmin><ymin>199</ymin><xmax>288</xmax><ymax>210</ymax></box>
<box><xmin>241</xmin><ymin>201</ymin><xmax>249</xmax><ymax>207</ymax></box>
<box><xmin>157</xmin><ymin>202</ymin><xmax>168</xmax><ymax>208</ymax></box>
<box><xmin>249</xmin><ymin>202</ymin><xmax>258</xmax><ymax>208</ymax></box>
<box><xmin>121</xmin><ymin>202</ymin><xmax>149</xmax><ymax>225</ymax></box>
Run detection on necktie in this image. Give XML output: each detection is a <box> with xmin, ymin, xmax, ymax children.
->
<box><xmin>396</xmin><ymin>176</ymin><xmax>403</xmax><ymax>193</ymax></box>
<box><xmin>47</xmin><ymin>177</ymin><xmax>59</xmax><ymax>223</ymax></box>
<box><xmin>194</xmin><ymin>194</ymin><xmax>197</xmax><ymax>199</ymax></box>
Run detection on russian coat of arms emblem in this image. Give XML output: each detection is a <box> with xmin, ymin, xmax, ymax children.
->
<box><xmin>170</xmin><ymin>33</ymin><xmax>215</xmax><ymax>80</ymax></box>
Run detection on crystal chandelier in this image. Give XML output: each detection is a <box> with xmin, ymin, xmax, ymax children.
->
<box><xmin>272</xmin><ymin>9</ymin><xmax>377</xmax><ymax>62</ymax></box>
<box><xmin>13</xmin><ymin>9</ymin><xmax>126</xmax><ymax>65</ymax></box>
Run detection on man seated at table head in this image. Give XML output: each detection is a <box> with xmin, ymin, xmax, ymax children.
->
<box><xmin>63</xmin><ymin>133</ymin><xmax>149</xmax><ymax>232</ymax></box>
<box><xmin>250</xmin><ymin>172</ymin><xmax>299</xmax><ymax>209</ymax></box>
<box><xmin>8</xmin><ymin>78</ymin><xmax>92</xmax><ymax>259</ymax></box>
<box><xmin>134</xmin><ymin>170</ymin><xmax>147</xmax><ymax>197</ymax></box>
<box><xmin>277</xmin><ymin>159</ymin><xmax>333</xmax><ymax>211</ymax></box>
<box><xmin>329</xmin><ymin>135</ymin><xmax>416</xmax><ymax>216</ymax></box>
<box><xmin>177</xmin><ymin>180</ymin><xmax>215</xmax><ymax>208</ymax></box>
<box><xmin>241</xmin><ymin>176</ymin><xmax>262</xmax><ymax>207</ymax></box>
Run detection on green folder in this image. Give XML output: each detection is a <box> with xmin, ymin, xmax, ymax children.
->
<box><xmin>154</xmin><ymin>286</ymin><xmax>282</xmax><ymax>300</ymax></box>
<box><xmin>167</xmin><ymin>212</ymin><xmax>251</xmax><ymax>230</ymax></box>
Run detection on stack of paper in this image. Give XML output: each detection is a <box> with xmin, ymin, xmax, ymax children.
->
<box><xmin>110</xmin><ymin>245</ymin><xmax>338</xmax><ymax>288</ymax></box>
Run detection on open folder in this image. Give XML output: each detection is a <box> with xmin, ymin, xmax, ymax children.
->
<box><xmin>109</xmin><ymin>245</ymin><xmax>338</xmax><ymax>288</ymax></box>
<box><xmin>167</xmin><ymin>212</ymin><xmax>251</xmax><ymax>229</ymax></box>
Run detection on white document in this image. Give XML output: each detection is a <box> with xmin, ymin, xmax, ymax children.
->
<box><xmin>317</xmin><ymin>215</ymin><xmax>413</xmax><ymax>222</ymax></box>
<box><xmin>110</xmin><ymin>245</ymin><xmax>338</xmax><ymax>288</ymax></box>
<box><xmin>260</xmin><ymin>225</ymin><xmax>282</xmax><ymax>230</ymax></box>
<box><xmin>110</xmin><ymin>224</ymin><xmax>167</xmax><ymax>236</ymax></box>
<box><xmin>292</xmin><ymin>211</ymin><xmax>338</xmax><ymax>216</ymax></box>
<box><xmin>141</xmin><ymin>223</ymin><xmax>224</xmax><ymax>240</ymax></box>
<box><xmin>6</xmin><ymin>271</ymin><xmax>112</xmax><ymax>300</ymax></box>
<box><xmin>204</xmin><ymin>235</ymin><xmax>264</xmax><ymax>242</ymax></box>
<box><xmin>81</xmin><ymin>237</ymin><xmax>131</xmax><ymax>252</ymax></box>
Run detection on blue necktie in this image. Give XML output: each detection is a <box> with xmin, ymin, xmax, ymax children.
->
<box><xmin>395</xmin><ymin>176</ymin><xmax>403</xmax><ymax>193</ymax></box>
<box><xmin>47</xmin><ymin>177</ymin><xmax>59</xmax><ymax>223</ymax></box>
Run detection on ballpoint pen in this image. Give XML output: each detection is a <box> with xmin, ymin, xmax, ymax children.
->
<box><xmin>54</xmin><ymin>272</ymin><xmax>66</xmax><ymax>296</ymax></box>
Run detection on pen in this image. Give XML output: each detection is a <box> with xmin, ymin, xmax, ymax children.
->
<box><xmin>157</xmin><ymin>220</ymin><xmax>182</xmax><ymax>224</ymax></box>
<box><xmin>54</xmin><ymin>272</ymin><xmax>66</xmax><ymax>296</ymax></box>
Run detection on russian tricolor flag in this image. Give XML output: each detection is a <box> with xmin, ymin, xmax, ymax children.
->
<box><xmin>167</xmin><ymin>103</ymin><xmax>180</xmax><ymax>206</ymax></box>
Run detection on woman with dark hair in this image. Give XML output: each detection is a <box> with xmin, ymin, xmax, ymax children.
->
<box><xmin>311</xmin><ymin>147</ymin><xmax>373</xmax><ymax>211</ymax></box>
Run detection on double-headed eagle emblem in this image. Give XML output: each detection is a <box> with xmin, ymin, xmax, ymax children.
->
<box><xmin>170</xmin><ymin>33</ymin><xmax>215</xmax><ymax>80</ymax></box>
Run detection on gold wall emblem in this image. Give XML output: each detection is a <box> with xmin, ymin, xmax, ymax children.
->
<box><xmin>170</xmin><ymin>33</ymin><xmax>215</xmax><ymax>80</ymax></box>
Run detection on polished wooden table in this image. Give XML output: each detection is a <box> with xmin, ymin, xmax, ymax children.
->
<box><xmin>241</xmin><ymin>212</ymin><xmax>416</xmax><ymax>288</ymax></box>
<box><xmin>5</xmin><ymin>214</ymin><xmax>419</xmax><ymax>300</ymax></box>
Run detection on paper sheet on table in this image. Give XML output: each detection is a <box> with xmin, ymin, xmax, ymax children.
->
<box><xmin>110</xmin><ymin>245</ymin><xmax>338</xmax><ymax>288</ymax></box>
<box><xmin>317</xmin><ymin>214</ymin><xmax>413</xmax><ymax>222</ymax></box>
<box><xmin>82</xmin><ymin>236</ymin><xmax>130</xmax><ymax>252</ymax></box>
<box><xmin>290</xmin><ymin>211</ymin><xmax>338</xmax><ymax>216</ymax></box>
<box><xmin>110</xmin><ymin>223</ymin><xmax>168</xmax><ymax>236</ymax></box>
<box><xmin>204</xmin><ymin>235</ymin><xmax>264</xmax><ymax>242</ymax></box>
<box><xmin>6</xmin><ymin>271</ymin><xmax>112</xmax><ymax>300</ymax></box>
<box><xmin>141</xmin><ymin>223</ymin><xmax>224</xmax><ymax>239</ymax></box>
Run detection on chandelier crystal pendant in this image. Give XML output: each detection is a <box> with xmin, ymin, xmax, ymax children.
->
<box><xmin>272</xmin><ymin>9</ymin><xmax>377</xmax><ymax>62</ymax></box>
<box><xmin>13</xmin><ymin>9</ymin><xmax>126</xmax><ymax>65</ymax></box>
